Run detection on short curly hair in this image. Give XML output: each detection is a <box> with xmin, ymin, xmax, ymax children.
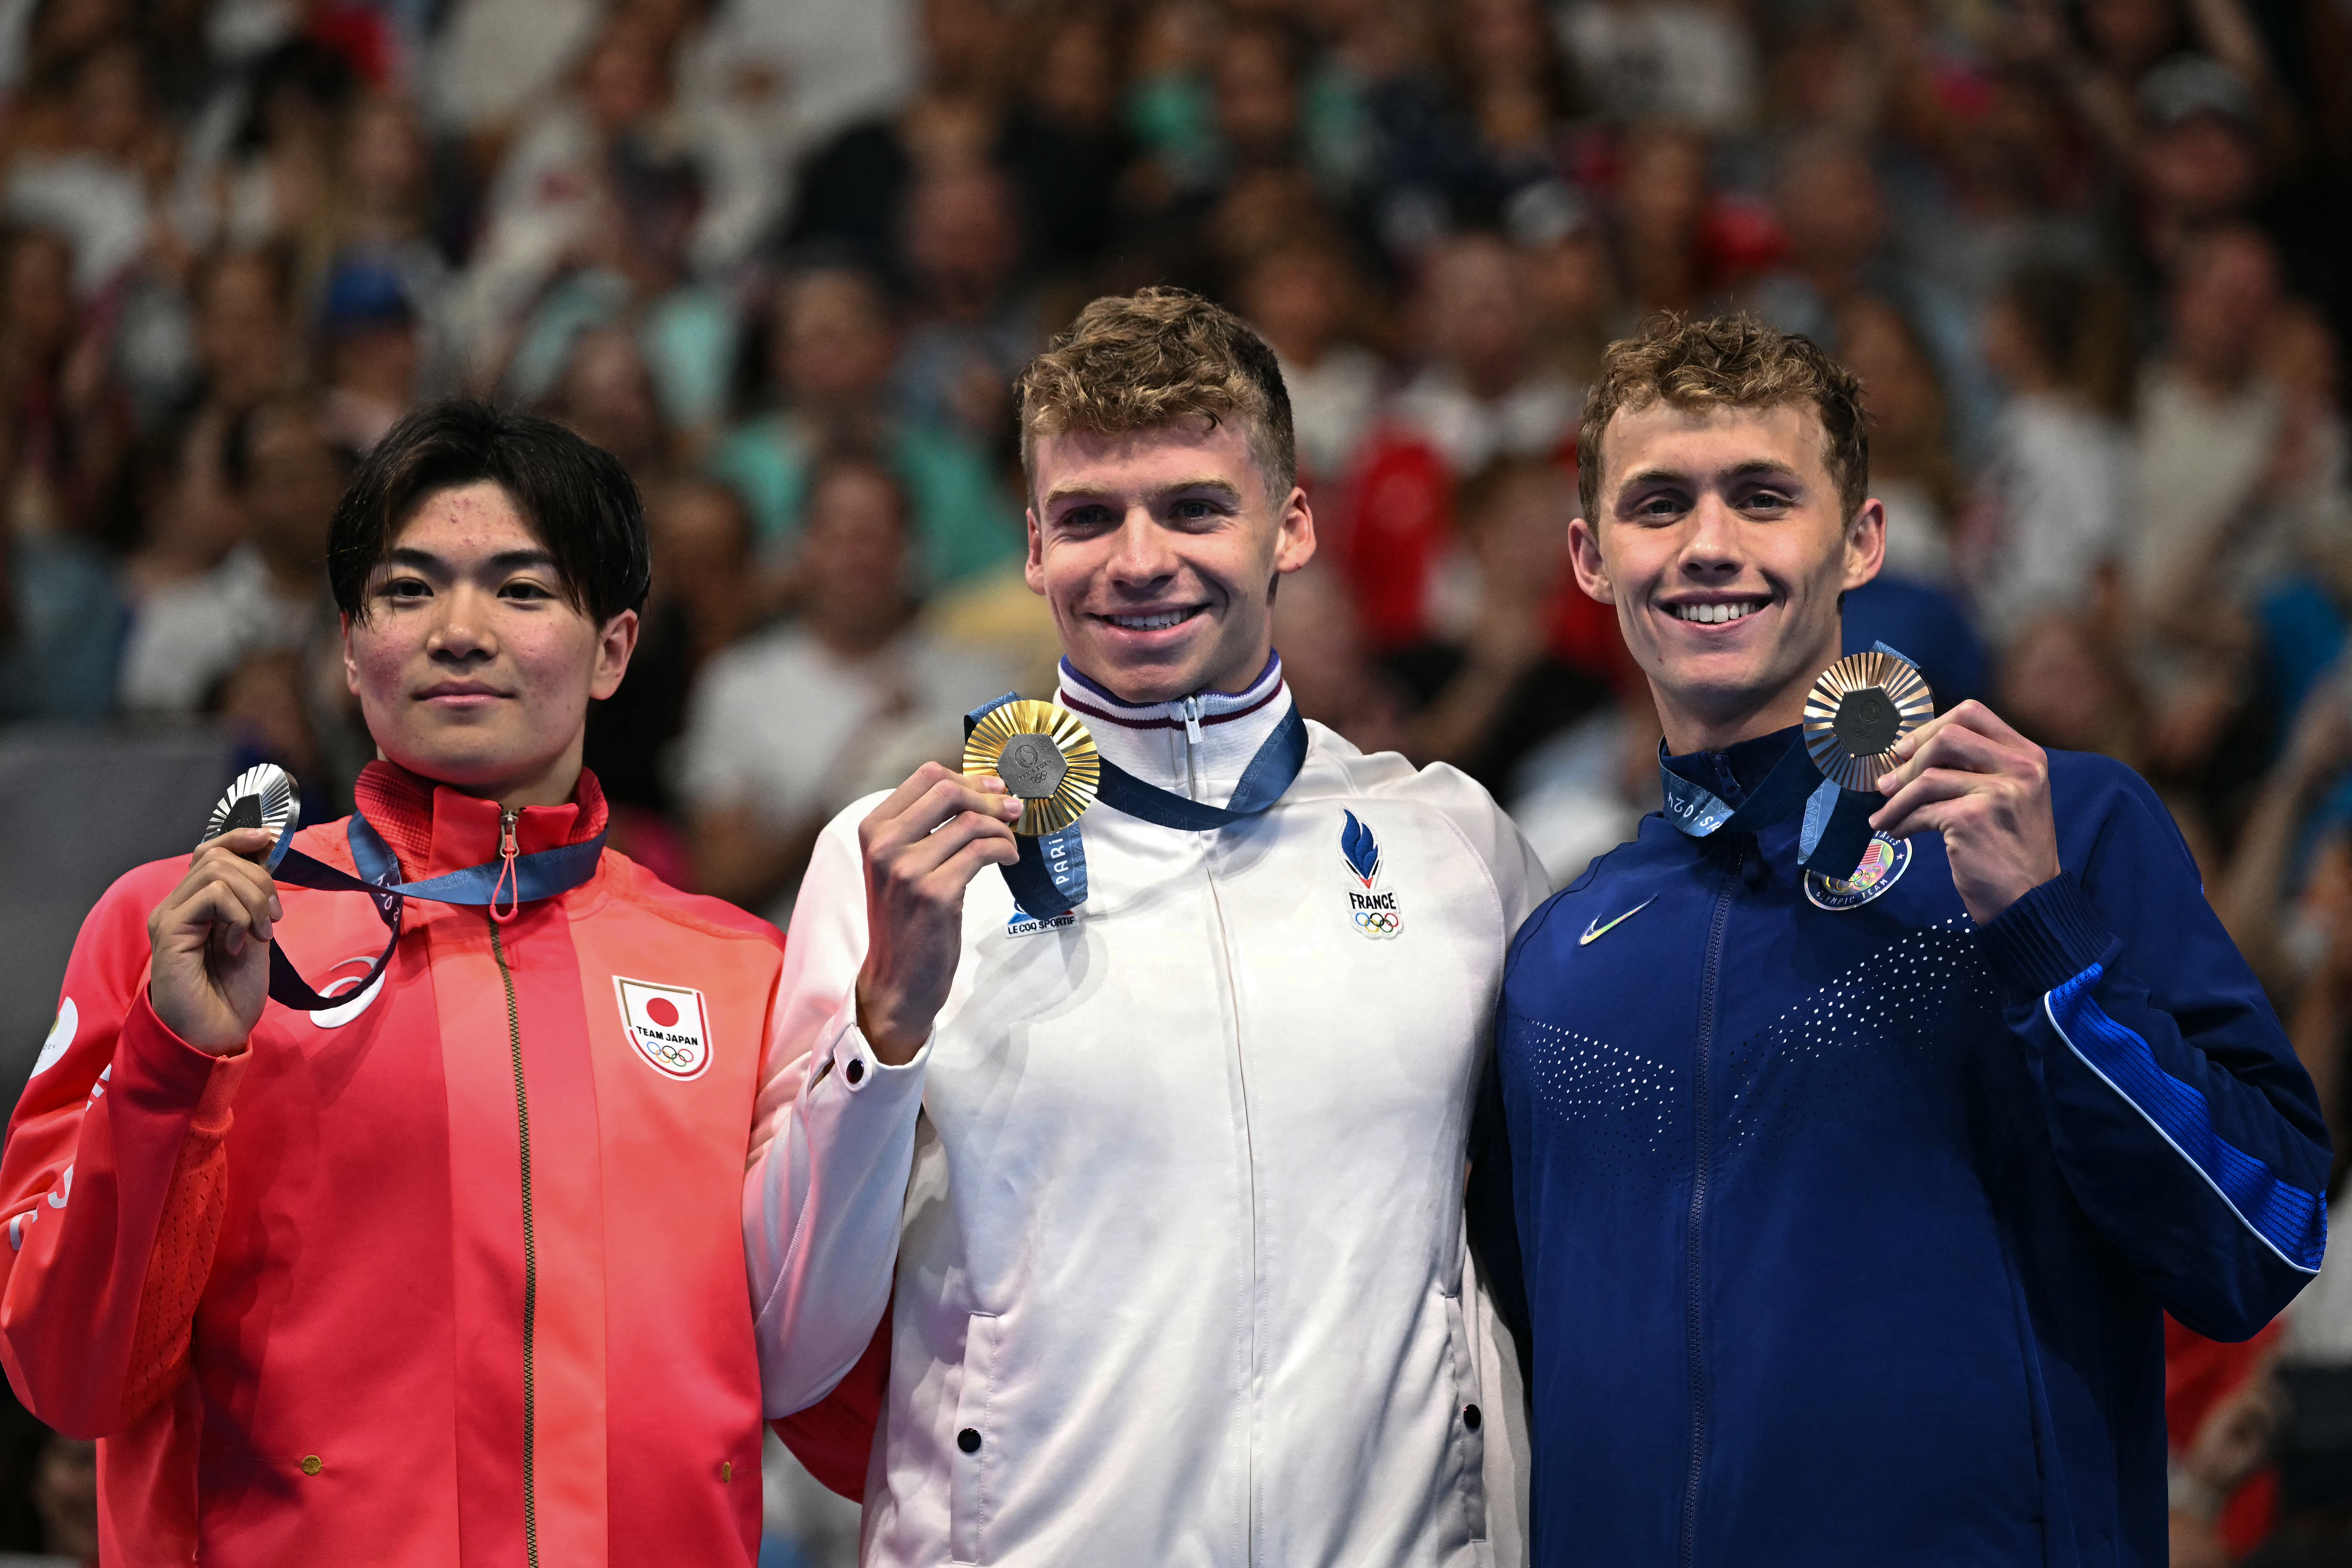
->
<box><xmin>1018</xmin><ymin>287</ymin><xmax>1297</xmax><ymax>504</ymax></box>
<box><xmin>1579</xmin><ymin>315</ymin><xmax>1869</xmax><ymax>526</ymax></box>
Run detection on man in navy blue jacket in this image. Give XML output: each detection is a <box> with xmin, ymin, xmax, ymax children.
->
<box><xmin>1481</xmin><ymin>315</ymin><xmax>2331</xmax><ymax>1566</ymax></box>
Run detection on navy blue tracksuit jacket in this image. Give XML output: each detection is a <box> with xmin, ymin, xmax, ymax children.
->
<box><xmin>1483</xmin><ymin>725</ymin><xmax>2330</xmax><ymax>1567</ymax></box>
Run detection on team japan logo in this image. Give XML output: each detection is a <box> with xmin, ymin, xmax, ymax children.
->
<box><xmin>614</xmin><ymin>977</ymin><xmax>713</xmax><ymax>1081</ymax></box>
<box><xmin>1341</xmin><ymin>810</ymin><xmax>1403</xmax><ymax>938</ymax></box>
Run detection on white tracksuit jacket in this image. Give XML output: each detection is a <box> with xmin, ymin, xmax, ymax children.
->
<box><xmin>745</xmin><ymin>660</ymin><xmax>1551</xmax><ymax>1568</ymax></box>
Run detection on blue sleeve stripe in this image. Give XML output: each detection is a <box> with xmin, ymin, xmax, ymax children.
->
<box><xmin>2044</xmin><ymin>963</ymin><xmax>2326</xmax><ymax>1276</ymax></box>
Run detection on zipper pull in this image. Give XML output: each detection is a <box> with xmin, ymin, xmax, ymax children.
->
<box><xmin>490</xmin><ymin>807</ymin><xmax>522</xmax><ymax>923</ymax></box>
<box><xmin>1181</xmin><ymin>694</ymin><xmax>1204</xmax><ymax>746</ymax></box>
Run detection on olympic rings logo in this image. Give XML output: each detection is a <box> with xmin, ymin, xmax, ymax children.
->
<box><xmin>1354</xmin><ymin>910</ymin><xmax>1402</xmax><ymax>936</ymax></box>
<box><xmin>651</xmin><ymin>1042</ymin><xmax>700</xmax><ymax>1066</ymax></box>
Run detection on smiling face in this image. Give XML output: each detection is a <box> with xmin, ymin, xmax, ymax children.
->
<box><xmin>1026</xmin><ymin>415</ymin><xmax>1315</xmax><ymax>703</ymax></box>
<box><xmin>343</xmin><ymin>481</ymin><xmax>638</xmax><ymax>807</ymax></box>
<box><xmin>1569</xmin><ymin>399</ymin><xmax>1882</xmax><ymax>752</ymax></box>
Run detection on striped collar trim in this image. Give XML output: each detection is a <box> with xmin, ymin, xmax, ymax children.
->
<box><xmin>1056</xmin><ymin>655</ymin><xmax>1285</xmax><ymax>731</ymax></box>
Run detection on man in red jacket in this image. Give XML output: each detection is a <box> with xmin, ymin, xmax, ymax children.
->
<box><xmin>0</xmin><ymin>402</ymin><xmax>820</xmax><ymax>1566</ymax></box>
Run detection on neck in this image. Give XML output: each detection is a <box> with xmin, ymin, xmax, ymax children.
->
<box><xmin>388</xmin><ymin>746</ymin><xmax>585</xmax><ymax>812</ymax></box>
<box><xmin>1652</xmin><ymin>660</ymin><xmax>1826</xmax><ymax>756</ymax></box>
<box><xmin>811</xmin><ymin>607</ymin><xmax>905</xmax><ymax>662</ymax></box>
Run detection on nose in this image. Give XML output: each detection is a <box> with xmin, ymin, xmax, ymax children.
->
<box><xmin>424</xmin><ymin>584</ymin><xmax>499</xmax><ymax>663</ymax></box>
<box><xmin>1105</xmin><ymin>505</ymin><xmax>1181</xmax><ymax>591</ymax></box>
<box><xmin>1676</xmin><ymin>493</ymin><xmax>1744</xmax><ymax>581</ymax></box>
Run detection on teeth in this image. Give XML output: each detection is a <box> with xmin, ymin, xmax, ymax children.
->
<box><xmin>1670</xmin><ymin>602</ymin><xmax>1763</xmax><ymax>625</ymax></box>
<box><xmin>1111</xmin><ymin>610</ymin><xmax>1188</xmax><ymax>630</ymax></box>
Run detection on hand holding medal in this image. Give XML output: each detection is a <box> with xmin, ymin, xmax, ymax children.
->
<box><xmin>1866</xmin><ymin>694</ymin><xmax>2062</xmax><ymax>926</ymax></box>
<box><xmin>149</xmin><ymin>766</ymin><xmax>296</xmax><ymax>1052</ymax></box>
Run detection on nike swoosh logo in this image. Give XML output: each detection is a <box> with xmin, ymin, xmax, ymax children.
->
<box><xmin>1579</xmin><ymin>896</ymin><xmax>1657</xmax><ymax>946</ymax></box>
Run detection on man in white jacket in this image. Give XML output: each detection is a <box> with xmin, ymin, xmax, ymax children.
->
<box><xmin>747</xmin><ymin>287</ymin><xmax>1551</xmax><ymax>1567</ymax></box>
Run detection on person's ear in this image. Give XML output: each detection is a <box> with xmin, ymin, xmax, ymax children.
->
<box><xmin>340</xmin><ymin>610</ymin><xmax>360</xmax><ymax>695</ymax></box>
<box><xmin>590</xmin><ymin>608</ymin><xmax>640</xmax><ymax>700</ymax></box>
<box><xmin>1568</xmin><ymin>515</ymin><xmax>1614</xmax><ymax>604</ymax></box>
<box><xmin>1023</xmin><ymin>507</ymin><xmax>1046</xmax><ymax>595</ymax></box>
<box><xmin>1842</xmin><ymin>497</ymin><xmax>1887</xmax><ymax>592</ymax></box>
<box><xmin>1272</xmin><ymin>484</ymin><xmax>1316</xmax><ymax>579</ymax></box>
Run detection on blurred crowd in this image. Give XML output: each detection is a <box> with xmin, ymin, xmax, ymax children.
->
<box><xmin>0</xmin><ymin>0</ymin><xmax>2350</xmax><ymax>1559</ymax></box>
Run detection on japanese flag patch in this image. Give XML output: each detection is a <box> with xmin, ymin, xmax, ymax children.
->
<box><xmin>614</xmin><ymin>977</ymin><xmax>712</xmax><ymax>1081</ymax></box>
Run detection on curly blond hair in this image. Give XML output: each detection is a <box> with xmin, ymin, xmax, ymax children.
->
<box><xmin>1018</xmin><ymin>287</ymin><xmax>1297</xmax><ymax>503</ymax></box>
<box><xmin>1579</xmin><ymin>315</ymin><xmax>1869</xmax><ymax>526</ymax></box>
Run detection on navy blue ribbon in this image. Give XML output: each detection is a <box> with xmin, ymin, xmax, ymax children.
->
<box><xmin>967</xmin><ymin>693</ymin><xmax>1310</xmax><ymax>920</ymax></box>
<box><xmin>261</xmin><ymin>816</ymin><xmax>606</xmax><ymax>1011</ymax></box>
<box><xmin>1656</xmin><ymin>644</ymin><xmax>1920</xmax><ymax>882</ymax></box>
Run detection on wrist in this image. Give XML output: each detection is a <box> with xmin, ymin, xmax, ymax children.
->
<box><xmin>853</xmin><ymin>976</ymin><xmax>930</xmax><ymax>1066</ymax></box>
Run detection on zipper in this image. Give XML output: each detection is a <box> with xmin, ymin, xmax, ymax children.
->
<box><xmin>1680</xmin><ymin>842</ymin><xmax>1741</xmax><ymax>1568</ymax></box>
<box><xmin>1201</xmin><ymin>857</ymin><xmax>1261</xmax><ymax>1565</ymax></box>
<box><xmin>489</xmin><ymin>910</ymin><xmax>540</xmax><ymax>1568</ymax></box>
<box><xmin>1181</xmin><ymin>695</ymin><xmax>1206</xmax><ymax>799</ymax></box>
<box><xmin>491</xmin><ymin>807</ymin><xmax>522</xmax><ymax>923</ymax></box>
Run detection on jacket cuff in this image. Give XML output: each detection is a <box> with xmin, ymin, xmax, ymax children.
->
<box><xmin>123</xmin><ymin>990</ymin><xmax>250</xmax><ymax>1134</ymax></box>
<box><xmin>818</xmin><ymin>1004</ymin><xmax>931</xmax><ymax>1099</ymax></box>
<box><xmin>1979</xmin><ymin>873</ymin><xmax>2119</xmax><ymax>1007</ymax></box>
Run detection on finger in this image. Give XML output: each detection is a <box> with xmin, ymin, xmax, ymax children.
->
<box><xmin>892</xmin><ymin>776</ymin><xmax>1025</xmax><ymax>844</ymax></box>
<box><xmin>866</xmin><ymin>762</ymin><xmax>1010</xmax><ymax>830</ymax></box>
<box><xmin>1876</xmin><ymin>719</ymin><xmax>2018</xmax><ymax>795</ymax></box>
<box><xmin>1887</xmin><ymin>699</ymin><xmax>2029</xmax><ymax>763</ymax></box>
<box><xmin>174</xmin><ymin>877</ymin><xmax>269</xmax><ymax>955</ymax></box>
<box><xmin>926</xmin><ymin>830</ymin><xmax>1025</xmax><ymax>892</ymax></box>
<box><xmin>893</xmin><ymin>809</ymin><xmax>1020</xmax><ymax>881</ymax></box>
<box><xmin>1870</xmin><ymin>768</ymin><xmax>1985</xmax><ymax>838</ymax></box>
<box><xmin>186</xmin><ymin>847</ymin><xmax>283</xmax><ymax>923</ymax></box>
<box><xmin>196</xmin><ymin>826</ymin><xmax>281</xmax><ymax>862</ymax></box>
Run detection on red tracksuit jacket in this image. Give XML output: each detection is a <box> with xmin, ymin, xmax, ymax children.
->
<box><xmin>0</xmin><ymin>763</ymin><xmax>787</xmax><ymax>1566</ymax></box>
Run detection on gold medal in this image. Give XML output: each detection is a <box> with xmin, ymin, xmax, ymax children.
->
<box><xmin>963</xmin><ymin>700</ymin><xmax>1100</xmax><ymax>836</ymax></box>
<box><xmin>1803</xmin><ymin>651</ymin><xmax>1934</xmax><ymax>791</ymax></box>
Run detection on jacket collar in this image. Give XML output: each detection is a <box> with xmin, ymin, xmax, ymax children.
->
<box><xmin>353</xmin><ymin>760</ymin><xmax>610</xmax><ymax>883</ymax></box>
<box><xmin>1660</xmin><ymin>724</ymin><xmax>1802</xmax><ymax>810</ymax></box>
<box><xmin>1056</xmin><ymin>655</ymin><xmax>1294</xmax><ymax>807</ymax></box>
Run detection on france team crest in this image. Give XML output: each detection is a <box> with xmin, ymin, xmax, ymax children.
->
<box><xmin>1341</xmin><ymin>810</ymin><xmax>1403</xmax><ymax>938</ymax></box>
<box><xmin>1804</xmin><ymin>832</ymin><xmax>1913</xmax><ymax>911</ymax></box>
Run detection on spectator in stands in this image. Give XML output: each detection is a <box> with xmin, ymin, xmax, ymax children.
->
<box><xmin>1238</xmin><ymin>238</ymin><xmax>1384</xmax><ymax>489</ymax></box>
<box><xmin>543</xmin><ymin>324</ymin><xmax>671</xmax><ymax>487</ymax></box>
<box><xmin>1964</xmin><ymin>263</ymin><xmax>2135</xmax><ymax>643</ymax></box>
<box><xmin>314</xmin><ymin>260</ymin><xmax>420</xmax><ymax>455</ymax></box>
<box><xmin>1834</xmin><ymin>293</ymin><xmax>1957</xmax><ymax>587</ymax></box>
<box><xmin>996</xmin><ymin>5</ymin><xmax>1131</xmax><ymax>284</ymax></box>
<box><xmin>118</xmin><ymin>399</ymin><xmax>344</xmax><ymax>712</ymax></box>
<box><xmin>585</xmin><ymin>476</ymin><xmax>759</xmax><ymax>887</ymax></box>
<box><xmin>678</xmin><ymin>451</ymin><xmax>1010</xmax><ymax>920</ymax></box>
<box><xmin>893</xmin><ymin>166</ymin><xmax>1037</xmax><ymax>447</ymax></box>
<box><xmin>783</xmin><ymin>0</ymin><xmax>1010</xmax><ymax>286</ymax></box>
<box><xmin>186</xmin><ymin>247</ymin><xmax>303</xmax><ymax>425</ymax></box>
<box><xmin>0</xmin><ymin>226</ymin><xmax>125</xmax><ymax>537</ymax></box>
<box><xmin>1511</xmin><ymin>182</ymin><xmax>1625</xmax><ymax>388</ymax></box>
<box><xmin>1335</xmin><ymin>231</ymin><xmax>1578</xmax><ymax>648</ymax></box>
<box><xmin>1387</xmin><ymin>455</ymin><xmax>1609</xmax><ymax>797</ymax></box>
<box><xmin>4</xmin><ymin>39</ymin><xmax>165</xmax><ymax>298</ymax></box>
<box><xmin>707</xmin><ymin>263</ymin><xmax>1019</xmax><ymax>591</ymax></box>
<box><xmin>1556</xmin><ymin>0</ymin><xmax>1758</xmax><ymax>134</ymax></box>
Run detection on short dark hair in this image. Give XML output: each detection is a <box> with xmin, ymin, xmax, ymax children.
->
<box><xmin>328</xmin><ymin>399</ymin><xmax>651</xmax><ymax>624</ymax></box>
<box><xmin>1580</xmin><ymin>314</ymin><xmax>1868</xmax><ymax>525</ymax></box>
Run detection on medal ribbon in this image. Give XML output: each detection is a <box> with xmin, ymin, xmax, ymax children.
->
<box><xmin>260</xmin><ymin>817</ymin><xmax>606</xmax><ymax>1011</ymax></box>
<box><xmin>1658</xmin><ymin>642</ymin><xmax>1923</xmax><ymax>882</ymax></box>
<box><xmin>966</xmin><ymin>692</ymin><xmax>1310</xmax><ymax>919</ymax></box>
<box><xmin>1658</xmin><ymin>736</ymin><xmax>1879</xmax><ymax>880</ymax></box>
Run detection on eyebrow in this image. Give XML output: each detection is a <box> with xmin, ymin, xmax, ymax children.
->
<box><xmin>1040</xmin><ymin>476</ymin><xmax>1245</xmax><ymax>509</ymax></box>
<box><xmin>379</xmin><ymin>546</ymin><xmax>560</xmax><ymax>573</ymax></box>
<box><xmin>1616</xmin><ymin>459</ymin><xmax>1805</xmax><ymax>495</ymax></box>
